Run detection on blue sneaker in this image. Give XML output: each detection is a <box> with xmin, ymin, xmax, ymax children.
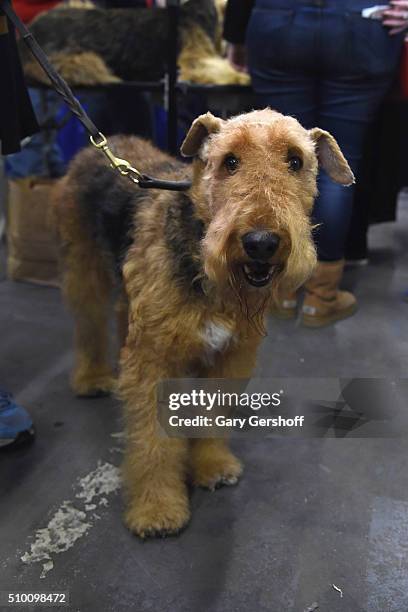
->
<box><xmin>0</xmin><ymin>391</ymin><xmax>35</xmax><ymax>448</ymax></box>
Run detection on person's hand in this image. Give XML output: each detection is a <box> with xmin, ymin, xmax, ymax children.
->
<box><xmin>226</xmin><ymin>44</ymin><xmax>248</xmax><ymax>73</ymax></box>
<box><xmin>383</xmin><ymin>0</ymin><xmax>408</xmax><ymax>35</ymax></box>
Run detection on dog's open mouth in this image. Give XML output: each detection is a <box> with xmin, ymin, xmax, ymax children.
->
<box><xmin>242</xmin><ymin>262</ymin><xmax>276</xmax><ymax>287</ymax></box>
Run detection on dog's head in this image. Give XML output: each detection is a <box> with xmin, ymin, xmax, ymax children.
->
<box><xmin>181</xmin><ymin>109</ymin><xmax>353</xmax><ymax>312</ymax></box>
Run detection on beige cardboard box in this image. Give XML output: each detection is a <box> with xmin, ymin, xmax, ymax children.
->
<box><xmin>7</xmin><ymin>178</ymin><xmax>60</xmax><ymax>287</ymax></box>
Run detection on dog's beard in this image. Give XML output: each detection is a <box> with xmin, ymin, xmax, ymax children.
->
<box><xmin>227</xmin><ymin>262</ymin><xmax>282</xmax><ymax>337</ymax></box>
<box><xmin>227</xmin><ymin>243</ymin><xmax>315</xmax><ymax>335</ymax></box>
<box><xmin>203</xmin><ymin>229</ymin><xmax>283</xmax><ymax>336</ymax></box>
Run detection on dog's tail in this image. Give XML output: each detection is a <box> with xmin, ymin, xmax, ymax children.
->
<box><xmin>23</xmin><ymin>51</ymin><xmax>121</xmax><ymax>87</ymax></box>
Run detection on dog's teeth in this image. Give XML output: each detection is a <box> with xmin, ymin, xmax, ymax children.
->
<box><xmin>243</xmin><ymin>264</ymin><xmax>274</xmax><ymax>285</ymax></box>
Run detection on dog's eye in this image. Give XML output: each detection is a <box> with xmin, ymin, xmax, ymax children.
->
<box><xmin>288</xmin><ymin>155</ymin><xmax>303</xmax><ymax>172</ymax></box>
<box><xmin>224</xmin><ymin>154</ymin><xmax>240</xmax><ymax>174</ymax></box>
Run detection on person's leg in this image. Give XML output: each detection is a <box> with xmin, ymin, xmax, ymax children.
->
<box><xmin>302</xmin><ymin>76</ymin><xmax>396</xmax><ymax>326</ymax></box>
<box><xmin>312</xmin><ymin>77</ymin><xmax>394</xmax><ymax>262</ymax></box>
<box><xmin>312</xmin><ymin>5</ymin><xmax>405</xmax><ymax>260</ymax></box>
<box><xmin>300</xmin><ymin>4</ymin><xmax>405</xmax><ymax>326</ymax></box>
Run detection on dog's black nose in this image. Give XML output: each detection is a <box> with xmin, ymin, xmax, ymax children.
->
<box><xmin>242</xmin><ymin>231</ymin><xmax>280</xmax><ymax>261</ymax></box>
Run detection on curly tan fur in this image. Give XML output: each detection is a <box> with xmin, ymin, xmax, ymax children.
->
<box><xmin>54</xmin><ymin>109</ymin><xmax>353</xmax><ymax>538</ymax></box>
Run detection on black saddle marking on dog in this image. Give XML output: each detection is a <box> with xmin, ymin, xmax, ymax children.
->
<box><xmin>76</xmin><ymin>164</ymin><xmax>139</xmax><ymax>271</ymax></box>
<box><xmin>165</xmin><ymin>193</ymin><xmax>205</xmax><ymax>295</ymax></box>
<box><xmin>74</xmin><ymin>146</ymin><xmax>190</xmax><ymax>275</ymax></box>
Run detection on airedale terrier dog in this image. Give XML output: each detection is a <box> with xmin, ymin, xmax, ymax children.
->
<box><xmin>54</xmin><ymin>109</ymin><xmax>353</xmax><ymax>537</ymax></box>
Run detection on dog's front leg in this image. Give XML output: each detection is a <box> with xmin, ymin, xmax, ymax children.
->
<box><xmin>191</xmin><ymin>333</ymin><xmax>261</xmax><ymax>490</ymax></box>
<box><xmin>119</xmin><ymin>349</ymin><xmax>190</xmax><ymax>538</ymax></box>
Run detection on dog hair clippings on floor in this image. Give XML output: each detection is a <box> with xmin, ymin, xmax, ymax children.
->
<box><xmin>0</xmin><ymin>0</ymin><xmax>192</xmax><ymax>192</ymax></box>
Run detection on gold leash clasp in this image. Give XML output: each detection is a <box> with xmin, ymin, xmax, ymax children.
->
<box><xmin>90</xmin><ymin>132</ymin><xmax>143</xmax><ymax>184</ymax></box>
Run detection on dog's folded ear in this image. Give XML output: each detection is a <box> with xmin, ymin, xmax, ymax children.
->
<box><xmin>309</xmin><ymin>128</ymin><xmax>355</xmax><ymax>186</ymax></box>
<box><xmin>180</xmin><ymin>112</ymin><xmax>224</xmax><ymax>158</ymax></box>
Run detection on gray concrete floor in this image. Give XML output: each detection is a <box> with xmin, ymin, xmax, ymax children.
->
<box><xmin>0</xmin><ymin>195</ymin><xmax>408</xmax><ymax>612</ymax></box>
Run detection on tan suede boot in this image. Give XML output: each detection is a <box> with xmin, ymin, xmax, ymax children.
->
<box><xmin>301</xmin><ymin>259</ymin><xmax>357</xmax><ymax>327</ymax></box>
<box><xmin>270</xmin><ymin>291</ymin><xmax>298</xmax><ymax>319</ymax></box>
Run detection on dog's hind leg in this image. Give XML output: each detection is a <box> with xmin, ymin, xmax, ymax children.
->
<box><xmin>62</xmin><ymin>238</ymin><xmax>116</xmax><ymax>397</ymax></box>
<box><xmin>54</xmin><ymin>178</ymin><xmax>116</xmax><ymax>397</ymax></box>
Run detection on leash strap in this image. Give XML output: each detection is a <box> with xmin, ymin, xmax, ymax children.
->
<box><xmin>1</xmin><ymin>0</ymin><xmax>192</xmax><ymax>191</ymax></box>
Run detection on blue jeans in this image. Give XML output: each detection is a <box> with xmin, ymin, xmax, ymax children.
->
<box><xmin>246</xmin><ymin>1</ymin><xmax>405</xmax><ymax>260</ymax></box>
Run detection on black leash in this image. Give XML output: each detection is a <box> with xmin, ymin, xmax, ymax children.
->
<box><xmin>1</xmin><ymin>0</ymin><xmax>192</xmax><ymax>191</ymax></box>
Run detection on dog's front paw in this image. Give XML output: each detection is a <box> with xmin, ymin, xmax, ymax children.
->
<box><xmin>192</xmin><ymin>450</ymin><xmax>243</xmax><ymax>491</ymax></box>
<box><xmin>124</xmin><ymin>490</ymin><xmax>190</xmax><ymax>539</ymax></box>
<box><xmin>72</xmin><ymin>368</ymin><xmax>116</xmax><ymax>398</ymax></box>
